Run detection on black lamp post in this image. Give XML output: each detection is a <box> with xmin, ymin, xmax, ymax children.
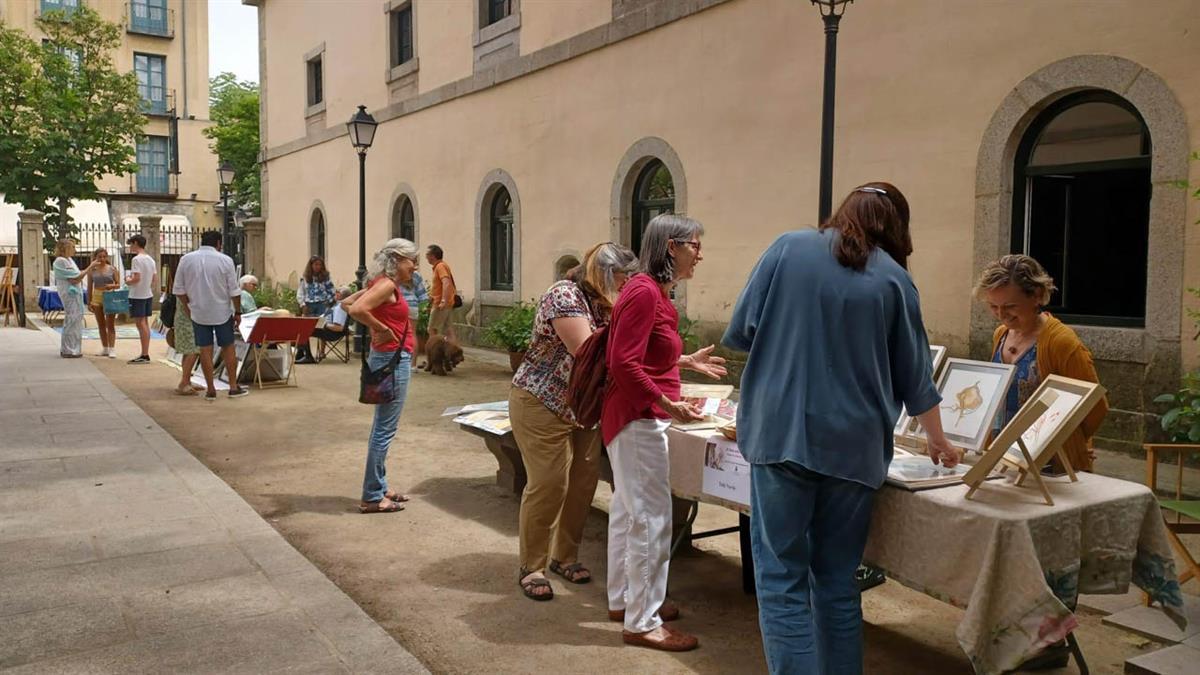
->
<box><xmin>347</xmin><ymin>104</ymin><xmax>378</xmax><ymax>353</ymax></box>
<box><xmin>811</xmin><ymin>0</ymin><xmax>852</xmax><ymax>224</ymax></box>
<box><xmin>217</xmin><ymin>160</ymin><xmax>235</xmax><ymax>258</ymax></box>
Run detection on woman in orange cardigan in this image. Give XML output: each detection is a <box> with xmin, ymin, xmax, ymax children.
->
<box><xmin>975</xmin><ymin>254</ymin><xmax>1109</xmax><ymax>472</ymax></box>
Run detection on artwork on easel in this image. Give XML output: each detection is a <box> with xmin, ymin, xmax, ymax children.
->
<box><xmin>898</xmin><ymin>358</ymin><xmax>1015</xmax><ymax>455</ymax></box>
<box><xmin>893</xmin><ymin>345</ymin><xmax>950</xmax><ymax>437</ymax></box>
<box><xmin>962</xmin><ymin>375</ymin><xmax>1106</xmax><ymax>506</ymax></box>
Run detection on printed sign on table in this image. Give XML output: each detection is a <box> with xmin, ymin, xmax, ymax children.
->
<box><xmin>702</xmin><ymin>435</ymin><xmax>751</xmax><ymax>506</ymax></box>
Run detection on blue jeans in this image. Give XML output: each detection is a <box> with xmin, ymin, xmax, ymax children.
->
<box><xmin>362</xmin><ymin>349</ymin><xmax>412</xmax><ymax>502</ymax></box>
<box><xmin>750</xmin><ymin>462</ymin><xmax>876</xmax><ymax>675</ymax></box>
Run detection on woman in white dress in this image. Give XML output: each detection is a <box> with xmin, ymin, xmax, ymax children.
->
<box><xmin>51</xmin><ymin>239</ymin><xmax>95</xmax><ymax>358</ymax></box>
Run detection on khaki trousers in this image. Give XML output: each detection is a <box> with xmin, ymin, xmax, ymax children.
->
<box><xmin>508</xmin><ymin>387</ymin><xmax>602</xmax><ymax>573</ymax></box>
<box><xmin>428</xmin><ymin>305</ymin><xmax>452</xmax><ymax>336</ymax></box>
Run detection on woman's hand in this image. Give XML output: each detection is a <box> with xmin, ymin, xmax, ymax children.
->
<box><xmin>661</xmin><ymin>396</ymin><xmax>704</xmax><ymax>423</ymax></box>
<box><xmin>681</xmin><ymin>345</ymin><xmax>727</xmax><ymax>380</ymax></box>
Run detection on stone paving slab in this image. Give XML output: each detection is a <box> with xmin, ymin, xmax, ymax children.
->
<box><xmin>0</xmin><ymin>326</ymin><xmax>428</xmax><ymax>674</ymax></box>
<box><xmin>1124</xmin><ymin>644</ymin><xmax>1200</xmax><ymax>674</ymax></box>
<box><xmin>1103</xmin><ymin>594</ymin><xmax>1200</xmax><ymax>644</ymax></box>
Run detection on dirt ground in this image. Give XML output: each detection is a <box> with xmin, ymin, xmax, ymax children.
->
<box><xmin>83</xmin><ymin>333</ymin><xmax>1171</xmax><ymax>675</ymax></box>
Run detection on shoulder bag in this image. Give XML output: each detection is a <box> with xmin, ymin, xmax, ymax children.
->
<box><xmin>358</xmin><ymin>296</ymin><xmax>411</xmax><ymax>405</ymax></box>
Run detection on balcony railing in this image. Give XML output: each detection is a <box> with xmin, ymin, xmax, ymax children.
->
<box><xmin>130</xmin><ymin>171</ymin><xmax>178</xmax><ymax>197</ymax></box>
<box><xmin>36</xmin><ymin>0</ymin><xmax>80</xmax><ymax>21</ymax></box>
<box><xmin>127</xmin><ymin>3</ymin><xmax>174</xmax><ymax>38</ymax></box>
<box><xmin>140</xmin><ymin>88</ymin><xmax>175</xmax><ymax>117</ymax></box>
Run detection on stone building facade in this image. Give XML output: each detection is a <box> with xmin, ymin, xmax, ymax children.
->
<box><xmin>249</xmin><ymin>0</ymin><xmax>1199</xmax><ymax>452</ymax></box>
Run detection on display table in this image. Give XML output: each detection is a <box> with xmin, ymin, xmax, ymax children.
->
<box><xmin>37</xmin><ymin>286</ymin><xmax>88</xmax><ymax>323</ymax></box>
<box><xmin>666</xmin><ymin>428</ymin><xmax>1186</xmax><ymax>675</ymax></box>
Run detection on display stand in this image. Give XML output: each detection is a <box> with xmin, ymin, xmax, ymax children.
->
<box><xmin>243</xmin><ymin>317</ymin><xmax>318</xmax><ymax>389</ymax></box>
<box><xmin>0</xmin><ymin>255</ymin><xmax>16</xmax><ymax>327</ymax></box>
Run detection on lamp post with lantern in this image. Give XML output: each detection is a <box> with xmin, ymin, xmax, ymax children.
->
<box><xmin>346</xmin><ymin>104</ymin><xmax>378</xmax><ymax>352</ymax></box>
<box><xmin>811</xmin><ymin>0</ymin><xmax>852</xmax><ymax>224</ymax></box>
<box><xmin>217</xmin><ymin>160</ymin><xmax>236</xmax><ymax>262</ymax></box>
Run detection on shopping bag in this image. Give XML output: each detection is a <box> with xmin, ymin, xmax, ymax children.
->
<box><xmin>103</xmin><ymin>288</ymin><xmax>130</xmax><ymax>314</ymax></box>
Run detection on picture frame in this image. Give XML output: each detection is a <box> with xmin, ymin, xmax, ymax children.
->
<box><xmin>892</xmin><ymin>344</ymin><xmax>950</xmax><ymax>438</ymax></box>
<box><xmin>963</xmin><ymin>375</ymin><xmax>1106</xmax><ymax>506</ymax></box>
<box><xmin>898</xmin><ymin>358</ymin><xmax>1015</xmax><ymax>455</ymax></box>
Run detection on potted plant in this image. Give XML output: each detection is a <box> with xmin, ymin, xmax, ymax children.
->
<box><xmin>483</xmin><ymin>301</ymin><xmax>536</xmax><ymax>372</ymax></box>
<box><xmin>1154</xmin><ymin>373</ymin><xmax>1200</xmax><ymax>441</ymax></box>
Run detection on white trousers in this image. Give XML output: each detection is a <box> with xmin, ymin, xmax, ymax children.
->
<box><xmin>606</xmin><ymin>418</ymin><xmax>672</xmax><ymax>633</ymax></box>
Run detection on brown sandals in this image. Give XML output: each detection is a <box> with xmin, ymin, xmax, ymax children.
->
<box><xmin>608</xmin><ymin>599</ymin><xmax>680</xmax><ymax>623</ymax></box>
<box><xmin>358</xmin><ymin>497</ymin><xmax>404</xmax><ymax>514</ymax></box>
<box><xmin>548</xmin><ymin>559</ymin><xmax>591</xmax><ymax>584</ymax></box>
<box><xmin>519</xmin><ymin>569</ymin><xmax>554</xmax><ymax>601</ymax></box>
<box><xmin>622</xmin><ymin>625</ymin><xmax>698</xmax><ymax>652</ymax></box>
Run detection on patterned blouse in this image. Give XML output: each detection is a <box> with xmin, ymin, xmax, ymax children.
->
<box><xmin>992</xmin><ymin>334</ymin><xmax>1040</xmax><ymax>432</ymax></box>
<box><xmin>512</xmin><ymin>280</ymin><xmax>600</xmax><ymax>426</ymax></box>
<box><xmin>298</xmin><ymin>277</ymin><xmax>336</xmax><ymax>308</ymax></box>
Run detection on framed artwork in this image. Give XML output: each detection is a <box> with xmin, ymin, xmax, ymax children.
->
<box><xmin>900</xmin><ymin>358</ymin><xmax>1015</xmax><ymax>454</ymax></box>
<box><xmin>893</xmin><ymin>344</ymin><xmax>951</xmax><ymax>438</ymax></box>
<box><xmin>963</xmin><ymin>375</ymin><xmax>1106</xmax><ymax>506</ymax></box>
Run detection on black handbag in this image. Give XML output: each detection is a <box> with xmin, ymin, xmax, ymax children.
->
<box><xmin>358</xmin><ymin>322</ymin><xmax>410</xmax><ymax>405</ymax></box>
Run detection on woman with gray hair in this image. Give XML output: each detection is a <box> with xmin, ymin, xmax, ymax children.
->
<box><xmin>602</xmin><ymin>214</ymin><xmax>726</xmax><ymax>651</ymax></box>
<box><xmin>347</xmin><ymin>238</ymin><xmax>420</xmax><ymax>513</ymax></box>
<box><xmin>510</xmin><ymin>242</ymin><xmax>638</xmax><ymax>601</ymax></box>
<box><xmin>238</xmin><ymin>275</ymin><xmax>259</xmax><ymax>313</ymax></box>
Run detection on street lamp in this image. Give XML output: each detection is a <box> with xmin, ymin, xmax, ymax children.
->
<box><xmin>217</xmin><ymin>160</ymin><xmax>235</xmax><ymax>259</ymax></box>
<box><xmin>811</xmin><ymin>0</ymin><xmax>852</xmax><ymax>224</ymax></box>
<box><xmin>347</xmin><ymin>104</ymin><xmax>378</xmax><ymax>353</ymax></box>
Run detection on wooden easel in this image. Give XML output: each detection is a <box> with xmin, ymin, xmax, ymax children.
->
<box><xmin>0</xmin><ymin>254</ymin><xmax>17</xmax><ymax>327</ymax></box>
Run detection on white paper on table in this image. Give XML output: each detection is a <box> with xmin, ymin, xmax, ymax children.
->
<box><xmin>442</xmin><ymin>401</ymin><xmax>509</xmax><ymax>417</ymax></box>
<box><xmin>453</xmin><ymin>410</ymin><xmax>512</xmax><ymax>435</ymax></box>
<box><xmin>701</xmin><ymin>435</ymin><xmax>751</xmax><ymax>506</ymax></box>
<box><xmin>238</xmin><ymin>311</ymin><xmax>263</xmax><ymax>341</ymax></box>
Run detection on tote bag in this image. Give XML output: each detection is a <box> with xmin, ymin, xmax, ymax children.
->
<box><xmin>103</xmin><ymin>288</ymin><xmax>130</xmax><ymax>315</ymax></box>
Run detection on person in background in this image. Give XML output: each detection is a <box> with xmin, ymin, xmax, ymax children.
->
<box><xmin>976</xmin><ymin>254</ymin><xmax>1109</xmax><ymax>474</ymax></box>
<box><xmin>239</xmin><ymin>275</ymin><xmax>259</xmax><ymax>313</ymax></box>
<box><xmin>604</xmin><ymin>215</ymin><xmax>726</xmax><ymax>652</ymax></box>
<box><xmin>172</xmin><ymin>292</ymin><xmax>204</xmax><ymax>396</ymax></box>
<box><xmin>125</xmin><ymin>234</ymin><xmax>158</xmax><ymax>365</ymax></box>
<box><xmin>723</xmin><ymin>183</ymin><xmax>959</xmax><ymax>674</ymax></box>
<box><xmin>348</xmin><ymin>239</ymin><xmax>419</xmax><ymax>514</ymax></box>
<box><xmin>51</xmin><ymin>239</ymin><xmax>96</xmax><ymax>359</ymax></box>
<box><xmin>296</xmin><ymin>255</ymin><xmax>335</xmax><ymax>364</ymax></box>
<box><xmin>400</xmin><ymin>270</ymin><xmax>430</xmax><ymax>368</ymax></box>
<box><xmin>86</xmin><ymin>248</ymin><xmax>119</xmax><ymax>358</ymax></box>
<box><xmin>309</xmin><ymin>286</ymin><xmax>353</xmax><ymax>360</ymax></box>
<box><xmin>510</xmin><ymin>242</ymin><xmax>638</xmax><ymax>602</ymax></box>
<box><xmin>173</xmin><ymin>230</ymin><xmax>248</xmax><ymax>402</ymax></box>
<box><xmin>425</xmin><ymin>244</ymin><xmax>456</xmax><ymax>338</ymax></box>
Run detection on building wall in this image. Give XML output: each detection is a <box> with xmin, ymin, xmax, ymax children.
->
<box><xmin>3</xmin><ymin>0</ymin><xmax>220</xmax><ymax>220</ymax></box>
<box><xmin>255</xmin><ymin>0</ymin><xmax>1200</xmax><ymax>449</ymax></box>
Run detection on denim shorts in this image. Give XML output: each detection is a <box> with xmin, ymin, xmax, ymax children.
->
<box><xmin>129</xmin><ymin>297</ymin><xmax>153</xmax><ymax>318</ymax></box>
<box><xmin>193</xmin><ymin>317</ymin><xmax>235</xmax><ymax>348</ymax></box>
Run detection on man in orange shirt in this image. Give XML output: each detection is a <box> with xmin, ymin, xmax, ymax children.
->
<box><xmin>425</xmin><ymin>244</ymin><xmax>456</xmax><ymax>337</ymax></box>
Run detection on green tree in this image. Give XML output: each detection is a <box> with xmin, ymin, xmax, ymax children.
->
<box><xmin>204</xmin><ymin>72</ymin><xmax>261</xmax><ymax>215</ymax></box>
<box><xmin>0</xmin><ymin>7</ymin><xmax>144</xmax><ymax>243</ymax></box>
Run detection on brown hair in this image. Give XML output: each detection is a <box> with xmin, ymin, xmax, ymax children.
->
<box><xmin>303</xmin><ymin>255</ymin><xmax>329</xmax><ymax>283</ymax></box>
<box><xmin>973</xmin><ymin>254</ymin><xmax>1056</xmax><ymax>305</ymax></box>
<box><xmin>819</xmin><ymin>181</ymin><xmax>912</xmax><ymax>271</ymax></box>
<box><xmin>567</xmin><ymin>242</ymin><xmax>638</xmax><ymax>319</ymax></box>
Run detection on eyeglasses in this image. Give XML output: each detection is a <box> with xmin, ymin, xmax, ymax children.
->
<box><xmin>673</xmin><ymin>239</ymin><xmax>702</xmax><ymax>252</ymax></box>
<box><xmin>857</xmin><ymin>186</ymin><xmax>888</xmax><ymax>195</ymax></box>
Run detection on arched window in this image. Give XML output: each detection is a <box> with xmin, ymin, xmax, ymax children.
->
<box><xmin>631</xmin><ymin>159</ymin><xmax>675</xmax><ymax>256</ymax></box>
<box><xmin>309</xmin><ymin>209</ymin><xmax>326</xmax><ymax>259</ymax></box>
<box><xmin>489</xmin><ymin>187</ymin><xmax>514</xmax><ymax>291</ymax></box>
<box><xmin>391</xmin><ymin>195</ymin><xmax>415</xmax><ymax>241</ymax></box>
<box><xmin>1011</xmin><ymin>91</ymin><xmax>1150</xmax><ymax>327</ymax></box>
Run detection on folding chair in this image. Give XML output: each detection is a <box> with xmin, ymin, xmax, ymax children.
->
<box><xmin>1144</xmin><ymin>443</ymin><xmax>1200</xmax><ymax>589</ymax></box>
<box><xmin>316</xmin><ymin>324</ymin><xmax>352</xmax><ymax>363</ymax></box>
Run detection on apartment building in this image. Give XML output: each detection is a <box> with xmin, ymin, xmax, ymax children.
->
<box><xmin>1</xmin><ymin>0</ymin><xmax>221</xmax><ymax>231</ymax></box>
<box><xmin>249</xmin><ymin>0</ymin><xmax>1200</xmax><ymax>451</ymax></box>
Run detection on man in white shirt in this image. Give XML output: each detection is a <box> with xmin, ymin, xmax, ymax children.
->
<box><xmin>172</xmin><ymin>230</ymin><xmax>248</xmax><ymax>400</ymax></box>
<box><xmin>125</xmin><ymin>234</ymin><xmax>158</xmax><ymax>364</ymax></box>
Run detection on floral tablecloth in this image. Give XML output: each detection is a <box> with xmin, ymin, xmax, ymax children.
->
<box><xmin>864</xmin><ymin>471</ymin><xmax>1185</xmax><ymax>674</ymax></box>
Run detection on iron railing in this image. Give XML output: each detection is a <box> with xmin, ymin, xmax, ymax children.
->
<box><xmin>129</xmin><ymin>171</ymin><xmax>179</xmax><ymax>197</ymax></box>
<box><xmin>127</xmin><ymin>2</ymin><xmax>174</xmax><ymax>38</ymax></box>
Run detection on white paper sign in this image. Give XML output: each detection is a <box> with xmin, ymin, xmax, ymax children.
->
<box><xmin>702</xmin><ymin>436</ymin><xmax>751</xmax><ymax>506</ymax></box>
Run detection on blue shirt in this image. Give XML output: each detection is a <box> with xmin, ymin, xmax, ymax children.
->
<box><xmin>722</xmin><ymin>229</ymin><xmax>941</xmax><ymax>489</ymax></box>
<box><xmin>401</xmin><ymin>271</ymin><xmax>430</xmax><ymax>316</ymax></box>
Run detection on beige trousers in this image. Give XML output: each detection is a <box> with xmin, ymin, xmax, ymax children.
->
<box><xmin>509</xmin><ymin>387</ymin><xmax>602</xmax><ymax>573</ymax></box>
<box><xmin>428</xmin><ymin>305</ymin><xmax>452</xmax><ymax>336</ymax></box>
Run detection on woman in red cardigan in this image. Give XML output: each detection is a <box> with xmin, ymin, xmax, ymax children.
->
<box><xmin>603</xmin><ymin>214</ymin><xmax>726</xmax><ymax>652</ymax></box>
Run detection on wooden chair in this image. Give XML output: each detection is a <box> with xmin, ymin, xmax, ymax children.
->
<box><xmin>1144</xmin><ymin>443</ymin><xmax>1200</xmax><ymax>588</ymax></box>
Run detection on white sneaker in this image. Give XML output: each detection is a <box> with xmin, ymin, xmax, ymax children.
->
<box><xmin>107</xmin><ymin>349</ymin><xmax>117</xmax><ymax>359</ymax></box>
<box><xmin>99</xmin><ymin>347</ymin><xmax>110</xmax><ymax>357</ymax></box>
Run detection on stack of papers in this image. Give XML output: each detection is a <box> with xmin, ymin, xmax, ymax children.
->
<box><xmin>672</xmin><ymin>397</ymin><xmax>737</xmax><ymax>431</ymax></box>
<box><xmin>453</xmin><ymin>410</ymin><xmax>512</xmax><ymax>436</ymax></box>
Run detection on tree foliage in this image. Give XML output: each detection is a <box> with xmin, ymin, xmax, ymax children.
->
<box><xmin>204</xmin><ymin>72</ymin><xmax>261</xmax><ymax>215</ymax></box>
<box><xmin>0</xmin><ymin>7</ymin><xmax>144</xmax><ymax>242</ymax></box>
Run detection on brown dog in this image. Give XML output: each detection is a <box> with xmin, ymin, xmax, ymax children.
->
<box><xmin>424</xmin><ymin>334</ymin><xmax>464</xmax><ymax>376</ymax></box>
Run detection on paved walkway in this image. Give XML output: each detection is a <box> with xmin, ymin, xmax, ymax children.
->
<box><xmin>0</xmin><ymin>325</ymin><xmax>428</xmax><ymax>674</ymax></box>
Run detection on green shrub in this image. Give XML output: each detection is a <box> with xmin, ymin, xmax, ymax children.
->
<box><xmin>250</xmin><ymin>279</ymin><xmax>301</xmax><ymax>315</ymax></box>
<box><xmin>415</xmin><ymin>300</ymin><xmax>431</xmax><ymax>337</ymax></box>
<box><xmin>483</xmin><ymin>301</ymin><xmax>536</xmax><ymax>352</ymax></box>
<box><xmin>1154</xmin><ymin>373</ymin><xmax>1200</xmax><ymax>442</ymax></box>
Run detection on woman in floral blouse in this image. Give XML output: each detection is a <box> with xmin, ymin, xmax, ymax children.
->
<box><xmin>296</xmin><ymin>255</ymin><xmax>336</xmax><ymax>363</ymax></box>
<box><xmin>509</xmin><ymin>242</ymin><xmax>637</xmax><ymax>602</ymax></box>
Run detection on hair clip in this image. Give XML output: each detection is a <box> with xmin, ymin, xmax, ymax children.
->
<box><xmin>857</xmin><ymin>186</ymin><xmax>887</xmax><ymax>195</ymax></box>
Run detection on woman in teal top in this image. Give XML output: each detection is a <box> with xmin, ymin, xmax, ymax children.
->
<box><xmin>51</xmin><ymin>239</ymin><xmax>96</xmax><ymax>358</ymax></box>
<box><xmin>723</xmin><ymin>183</ymin><xmax>959</xmax><ymax>674</ymax></box>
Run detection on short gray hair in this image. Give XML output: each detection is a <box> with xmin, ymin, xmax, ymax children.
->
<box><xmin>639</xmin><ymin>214</ymin><xmax>704</xmax><ymax>283</ymax></box>
<box><xmin>368</xmin><ymin>237</ymin><xmax>419</xmax><ymax>280</ymax></box>
<box><xmin>239</xmin><ymin>274</ymin><xmax>258</xmax><ymax>287</ymax></box>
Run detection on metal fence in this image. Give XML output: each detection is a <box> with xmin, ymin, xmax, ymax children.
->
<box><xmin>67</xmin><ymin>221</ymin><xmax>245</xmax><ymax>288</ymax></box>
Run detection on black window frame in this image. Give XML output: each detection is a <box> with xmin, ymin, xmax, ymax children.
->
<box><xmin>393</xmin><ymin>195</ymin><xmax>416</xmax><ymax>241</ymax></box>
<box><xmin>631</xmin><ymin>159</ymin><xmax>675</xmax><ymax>256</ymax></box>
<box><xmin>391</xmin><ymin>4</ymin><xmax>414</xmax><ymax>67</ymax></box>
<box><xmin>307</xmin><ymin>55</ymin><xmax>324</xmax><ymax>107</ymax></box>
<box><xmin>310</xmin><ymin>211</ymin><xmax>326</xmax><ymax>259</ymax></box>
<box><xmin>489</xmin><ymin>187</ymin><xmax>514</xmax><ymax>291</ymax></box>
<box><xmin>486</xmin><ymin>0</ymin><xmax>511</xmax><ymax>26</ymax></box>
<box><xmin>1010</xmin><ymin>90</ymin><xmax>1151</xmax><ymax>328</ymax></box>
